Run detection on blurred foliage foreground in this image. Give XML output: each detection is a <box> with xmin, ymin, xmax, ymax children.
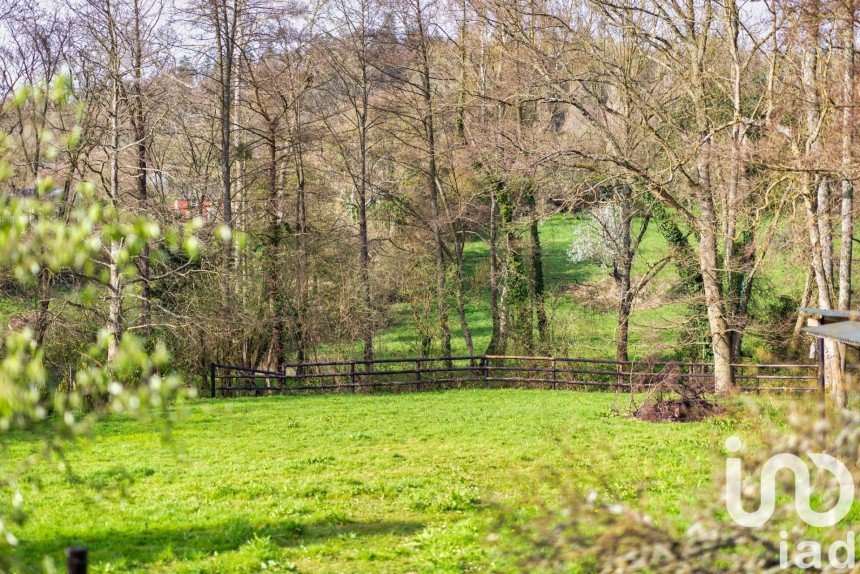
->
<box><xmin>0</xmin><ymin>78</ymin><xmax>196</xmax><ymax>568</ymax></box>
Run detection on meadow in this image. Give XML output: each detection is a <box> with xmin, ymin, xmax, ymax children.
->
<box><xmin>3</xmin><ymin>389</ymin><xmax>785</xmax><ymax>573</ymax></box>
<box><xmin>0</xmin><ymin>213</ymin><xmax>807</xmax><ymax>573</ymax></box>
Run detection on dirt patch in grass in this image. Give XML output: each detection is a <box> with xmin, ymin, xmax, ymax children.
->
<box><xmin>633</xmin><ymin>396</ymin><xmax>724</xmax><ymax>422</ymax></box>
<box><xmin>620</xmin><ymin>363</ymin><xmax>725</xmax><ymax>423</ymax></box>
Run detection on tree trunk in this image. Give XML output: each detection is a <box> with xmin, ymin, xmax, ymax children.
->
<box><xmin>218</xmin><ymin>54</ymin><xmax>232</xmax><ymax>231</ymax></box>
<box><xmin>213</xmin><ymin>0</ymin><xmax>234</xmax><ymax>235</ymax></box>
<box><xmin>617</xmin><ymin>295</ymin><xmax>632</xmax><ymax>364</ymax></box>
<box><xmin>525</xmin><ymin>182</ymin><xmax>546</xmax><ymax>341</ymax></box>
<box><xmin>692</xmin><ymin>38</ymin><xmax>735</xmax><ymax>393</ymax></box>
<box><xmin>107</xmin><ymin>18</ymin><xmax>123</xmax><ymax>363</ymax></box>
<box><xmin>132</xmin><ymin>0</ymin><xmax>150</xmax><ymax>334</ymax></box>
<box><xmin>817</xmin><ymin>177</ymin><xmax>834</xmax><ymax>291</ymax></box>
<box><xmin>728</xmin><ymin>231</ymin><xmax>754</xmax><ymax>361</ymax></box>
<box><xmin>32</xmin><ymin>174</ymin><xmax>56</xmax><ymax>347</ymax></box>
<box><xmin>452</xmin><ymin>229</ymin><xmax>475</xmax><ymax>360</ymax></box>
<box><xmin>485</xmin><ymin>177</ymin><xmax>504</xmax><ymax>355</ymax></box>
<box><xmin>613</xmin><ymin>186</ymin><xmax>633</xmax><ymax>363</ymax></box>
<box><xmin>498</xmin><ymin>185</ymin><xmax>525</xmax><ymax>352</ymax></box>
<box><xmin>838</xmin><ymin>6</ymin><xmax>854</xmax><ymax>311</ymax></box>
<box><xmin>698</xmin><ymin>207</ymin><xmax>735</xmax><ymax>395</ymax></box>
<box><xmin>804</xmin><ymin>184</ymin><xmax>846</xmax><ymax>406</ymax></box>
<box><xmin>266</xmin><ymin>129</ymin><xmax>284</xmax><ymax>372</ymax></box>
<box><xmin>358</xmin><ymin>68</ymin><xmax>373</xmax><ymax>364</ymax></box>
<box><xmin>723</xmin><ymin>1</ymin><xmax>754</xmax><ymax>362</ymax></box>
<box><xmin>293</xmin><ymin>111</ymin><xmax>308</xmax><ymax>367</ymax></box>
<box><xmin>694</xmin><ymin>131</ymin><xmax>735</xmax><ymax>393</ymax></box>
<box><xmin>418</xmin><ymin>28</ymin><xmax>451</xmax><ymax>365</ymax></box>
<box><xmin>34</xmin><ymin>271</ymin><xmax>53</xmax><ymax>346</ymax></box>
<box><xmin>107</xmin><ymin>240</ymin><xmax>123</xmax><ymax>363</ymax></box>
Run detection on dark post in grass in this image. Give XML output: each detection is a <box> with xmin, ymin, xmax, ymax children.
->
<box><xmin>415</xmin><ymin>359</ymin><xmax>422</xmax><ymax>393</ymax></box>
<box><xmin>551</xmin><ymin>358</ymin><xmax>557</xmax><ymax>390</ymax></box>
<box><xmin>481</xmin><ymin>356</ymin><xmax>490</xmax><ymax>388</ymax></box>
<box><xmin>66</xmin><ymin>547</ymin><xmax>87</xmax><ymax>574</ymax></box>
<box><xmin>350</xmin><ymin>361</ymin><xmax>356</xmax><ymax>393</ymax></box>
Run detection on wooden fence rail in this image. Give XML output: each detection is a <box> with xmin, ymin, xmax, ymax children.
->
<box><xmin>209</xmin><ymin>355</ymin><xmax>820</xmax><ymax>398</ymax></box>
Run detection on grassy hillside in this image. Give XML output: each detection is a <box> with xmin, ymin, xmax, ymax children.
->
<box><xmin>376</xmin><ymin>215</ymin><xmax>797</xmax><ymax>361</ymax></box>
<box><xmin>4</xmin><ymin>390</ymin><xmax>783</xmax><ymax>573</ymax></box>
<box><xmin>378</xmin><ymin>216</ymin><xmax>704</xmax><ymax>358</ymax></box>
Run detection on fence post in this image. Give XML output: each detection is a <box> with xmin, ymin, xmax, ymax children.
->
<box><xmin>817</xmin><ymin>337</ymin><xmax>826</xmax><ymax>394</ymax></box>
<box><xmin>67</xmin><ymin>547</ymin><xmax>87</xmax><ymax>574</ymax></box>
<box><xmin>350</xmin><ymin>361</ymin><xmax>357</xmax><ymax>393</ymax></box>
<box><xmin>210</xmin><ymin>363</ymin><xmax>216</xmax><ymax>398</ymax></box>
<box><xmin>551</xmin><ymin>358</ymin><xmax>557</xmax><ymax>390</ymax></box>
<box><xmin>481</xmin><ymin>356</ymin><xmax>489</xmax><ymax>388</ymax></box>
<box><xmin>415</xmin><ymin>359</ymin><xmax>422</xmax><ymax>393</ymax></box>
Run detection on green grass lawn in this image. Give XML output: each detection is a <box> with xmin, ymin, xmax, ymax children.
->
<box><xmin>0</xmin><ymin>295</ymin><xmax>28</xmax><ymax>326</ymax></box>
<box><xmin>3</xmin><ymin>390</ymin><xmax>785</xmax><ymax>573</ymax></box>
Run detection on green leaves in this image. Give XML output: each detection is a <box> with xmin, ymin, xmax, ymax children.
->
<box><xmin>0</xmin><ymin>78</ymin><xmax>198</xmax><ymax>559</ymax></box>
<box><xmin>0</xmin><ymin>329</ymin><xmax>46</xmax><ymax>431</ymax></box>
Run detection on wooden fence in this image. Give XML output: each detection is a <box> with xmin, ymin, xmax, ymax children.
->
<box><xmin>209</xmin><ymin>355</ymin><xmax>820</xmax><ymax>397</ymax></box>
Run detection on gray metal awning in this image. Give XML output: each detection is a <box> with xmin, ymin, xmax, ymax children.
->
<box><xmin>803</xmin><ymin>321</ymin><xmax>860</xmax><ymax>346</ymax></box>
<box><xmin>798</xmin><ymin>307</ymin><xmax>860</xmax><ymax>321</ymax></box>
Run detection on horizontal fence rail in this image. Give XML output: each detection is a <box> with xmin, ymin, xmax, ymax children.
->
<box><xmin>209</xmin><ymin>355</ymin><xmax>819</xmax><ymax>398</ymax></box>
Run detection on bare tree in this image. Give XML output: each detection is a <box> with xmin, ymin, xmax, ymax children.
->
<box><xmin>384</xmin><ymin>0</ymin><xmax>455</xmax><ymax>363</ymax></box>
<box><xmin>73</xmin><ymin>0</ymin><xmax>128</xmax><ymax>360</ymax></box>
<box><xmin>126</xmin><ymin>0</ymin><xmax>165</xmax><ymax>334</ymax></box>
<box><xmin>0</xmin><ymin>1</ymin><xmax>73</xmax><ymax>344</ymax></box>
<box><xmin>837</xmin><ymin>0</ymin><xmax>855</xmax><ymax>312</ymax></box>
<box><xmin>470</xmin><ymin>0</ymin><xmax>789</xmax><ymax>393</ymax></box>
<box><xmin>318</xmin><ymin>0</ymin><xmax>387</xmax><ymax>363</ymax></box>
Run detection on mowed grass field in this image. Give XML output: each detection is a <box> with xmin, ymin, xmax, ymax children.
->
<box><xmin>3</xmin><ymin>389</ymin><xmax>785</xmax><ymax>573</ymax></box>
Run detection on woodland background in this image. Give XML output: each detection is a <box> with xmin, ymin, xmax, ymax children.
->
<box><xmin>1</xmin><ymin>0</ymin><xmax>857</xmax><ymax>397</ymax></box>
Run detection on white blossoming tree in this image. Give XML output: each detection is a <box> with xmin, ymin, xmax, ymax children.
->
<box><xmin>569</xmin><ymin>191</ymin><xmax>668</xmax><ymax>362</ymax></box>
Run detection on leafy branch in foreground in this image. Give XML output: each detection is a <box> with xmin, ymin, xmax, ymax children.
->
<box><xmin>0</xmin><ymin>78</ymin><xmax>197</xmax><ymax>567</ymax></box>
